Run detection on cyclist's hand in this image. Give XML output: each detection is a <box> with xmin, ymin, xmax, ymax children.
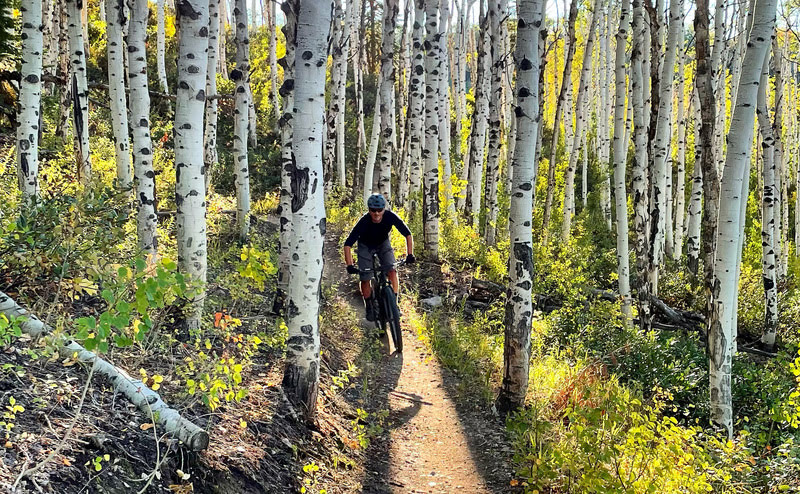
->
<box><xmin>346</xmin><ymin>264</ymin><xmax>360</xmax><ymax>275</ymax></box>
<box><xmin>405</xmin><ymin>253</ymin><xmax>416</xmax><ymax>265</ymax></box>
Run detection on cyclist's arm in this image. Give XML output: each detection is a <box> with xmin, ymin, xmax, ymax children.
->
<box><xmin>405</xmin><ymin>234</ymin><xmax>413</xmax><ymax>257</ymax></box>
<box><xmin>344</xmin><ymin>245</ymin><xmax>354</xmax><ymax>266</ymax></box>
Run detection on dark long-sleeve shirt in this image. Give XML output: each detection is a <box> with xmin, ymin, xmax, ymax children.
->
<box><xmin>344</xmin><ymin>210</ymin><xmax>412</xmax><ymax>248</ymax></box>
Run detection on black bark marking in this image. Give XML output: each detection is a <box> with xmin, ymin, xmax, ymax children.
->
<box><xmin>289</xmin><ymin>153</ymin><xmax>309</xmax><ymax>213</ymax></box>
<box><xmin>177</xmin><ymin>0</ymin><xmax>202</xmax><ymax>20</ymax></box>
<box><xmin>513</xmin><ymin>242</ymin><xmax>533</xmax><ymax>279</ymax></box>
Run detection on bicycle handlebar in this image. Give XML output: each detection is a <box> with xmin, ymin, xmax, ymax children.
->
<box><xmin>351</xmin><ymin>257</ymin><xmax>408</xmax><ymax>275</ymax></box>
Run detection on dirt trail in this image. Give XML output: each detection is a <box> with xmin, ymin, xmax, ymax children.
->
<box><xmin>323</xmin><ymin>231</ymin><xmax>516</xmax><ymax>494</ymax></box>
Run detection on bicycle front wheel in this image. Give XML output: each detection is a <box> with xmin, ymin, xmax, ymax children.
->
<box><xmin>382</xmin><ymin>285</ymin><xmax>402</xmax><ymax>353</ymax></box>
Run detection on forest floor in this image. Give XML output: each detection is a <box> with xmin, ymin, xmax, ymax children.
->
<box><xmin>0</xmin><ymin>216</ymin><xmax>519</xmax><ymax>493</ymax></box>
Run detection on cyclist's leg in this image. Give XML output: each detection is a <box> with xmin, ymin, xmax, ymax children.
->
<box><xmin>356</xmin><ymin>243</ymin><xmax>376</xmax><ymax>320</ymax></box>
<box><xmin>377</xmin><ymin>239</ymin><xmax>398</xmax><ymax>293</ymax></box>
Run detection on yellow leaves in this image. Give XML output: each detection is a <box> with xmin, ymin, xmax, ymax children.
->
<box><xmin>239</xmin><ymin>419</ymin><xmax>247</xmax><ymax>429</ymax></box>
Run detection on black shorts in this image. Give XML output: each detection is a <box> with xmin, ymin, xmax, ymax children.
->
<box><xmin>356</xmin><ymin>239</ymin><xmax>396</xmax><ymax>281</ymax></box>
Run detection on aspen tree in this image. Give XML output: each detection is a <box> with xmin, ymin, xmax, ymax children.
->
<box><xmin>708</xmin><ymin>0</ymin><xmax>777</xmax><ymax>437</ymax></box>
<box><xmin>175</xmin><ymin>0</ymin><xmax>210</xmax><ymax>330</ymax></box>
<box><xmin>66</xmin><ymin>0</ymin><xmax>91</xmax><ymax>185</ymax></box>
<box><xmin>686</xmin><ymin>89</ymin><xmax>702</xmax><ymax>274</ymax></box>
<box><xmin>466</xmin><ymin>9</ymin><xmax>490</xmax><ymax>228</ymax></box>
<box><xmin>233</xmin><ymin>0</ymin><xmax>251</xmax><ymax>240</ymax></box>
<box><xmin>204</xmin><ymin>0</ymin><xmax>221</xmax><ymax>192</ymax></box>
<box><xmin>268</xmin><ymin>0</ymin><xmax>279</xmax><ymax>116</ymax></box>
<box><xmin>377</xmin><ymin>0</ymin><xmax>398</xmax><ymax>202</ymax></box>
<box><xmin>157</xmin><ymin>0</ymin><xmax>169</xmax><ymax>93</ymax></box>
<box><xmin>631</xmin><ymin>0</ymin><xmax>651</xmax><ymax>329</ymax></box>
<box><xmin>561</xmin><ymin>0</ymin><xmax>602</xmax><ymax>241</ymax></box>
<box><xmin>423</xmin><ymin>0</ymin><xmax>441</xmax><ymax>257</ymax></box>
<box><xmin>17</xmin><ymin>0</ymin><xmax>44</xmax><ymax>201</ymax></box>
<box><xmin>275</xmin><ymin>0</ymin><xmax>297</xmax><ymax>316</ymax></box>
<box><xmin>324</xmin><ymin>0</ymin><xmax>344</xmax><ymax>183</ymax></box>
<box><xmin>438</xmin><ymin>0</ymin><xmax>456</xmax><ymax>220</ymax></box>
<box><xmin>496</xmin><ymin>0</ymin><xmax>542</xmax><ymax>414</ymax></box>
<box><xmin>105</xmin><ymin>0</ymin><xmax>132</xmax><ymax>190</ymax></box>
<box><xmin>647</xmin><ymin>0</ymin><xmax>683</xmax><ymax>294</ymax></box>
<box><xmin>56</xmin><ymin>3</ymin><xmax>70</xmax><ymax>143</ymax></box>
<box><xmin>672</xmin><ymin>45</ymin><xmax>687</xmax><ymax>259</ymax></box>
<box><xmin>542</xmin><ymin>0</ymin><xmax>578</xmax><ymax>237</ymax></box>
<box><xmin>483</xmin><ymin>0</ymin><xmax>509</xmax><ymax>246</ymax></box>
<box><xmin>402</xmin><ymin>0</ymin><xmax>425</xmax><ymax>208</ymax></box>
<box><xmin>281</xmin><ymin>0</ymin><xmax>331</xmax><ymax>420</ymax></box>
<box><xmin>129</xmin><ymin>0</ymin><xmax>157</xmax><ymax>258</ymax></box>
<box><xmin>757</xmin><ymin>42</ymin><xmax>778</xmax><ymax>351</ymax></box>
<box><xmin>612</xmin><ymin>0</ymin><xmax>633</xmax><ymax>322</ymax></box>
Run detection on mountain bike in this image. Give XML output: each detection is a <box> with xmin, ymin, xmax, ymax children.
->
<box><xmin>357</xmin><ymin>254</ymin><xmax>405</xmax><ymax>353</ymax></box>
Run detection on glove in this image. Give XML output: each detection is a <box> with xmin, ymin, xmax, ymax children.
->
<box><xmin>405</xmin><ymin>253</ymin><xmax>416</xmax><ymax>265</ymax></box>
<box><xmin>346</xmin><ymin>264</ymin><xmax>360</xmax><ymax>275</ymax></box>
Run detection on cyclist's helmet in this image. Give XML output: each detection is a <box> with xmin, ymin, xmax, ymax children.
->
<box><xmin>367</xmin><ymin>193</ymin><xmax>387</xmax><ymax>210</ymax></box>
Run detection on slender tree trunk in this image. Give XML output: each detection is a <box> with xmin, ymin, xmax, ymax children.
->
<box><xmin>708</xmin><ymin>0</ymin><xmax>776</xmax><ymax>438</ymax></box>
<box><xmin>483</xmin><ymin>0</ymin><xmax>508</xmax><ymax>246</ymax></box>
<box><xmin>275</xmin><ymin>0</ymin><xmax>297</xmax><ymax>315</ymax></box>
<box><xmin>324</xmin><ymin>0</ymin><xmax>343</xmax><ymax>183</ymax></box>
<box><xmin>496</xmin><ymin>0</ymin><xmax>541</xmax><ymax>415</ymax></box>
<box><xmin>204</xmin><ymin>0</ymin><xmax>220</xmax><ymax>192</ymax></box>
<box><xmin>423</xmin><ymin>0</ymin><xmax>441</xmax><ymax>257</ymax></box>
<box><xmin>363</xmin><ymin>75</ymin><xmax>382</xmax><ymax>205</ymax></box>
<box><xmin>646</xmin><ymin>0</ymin><xmax>683</xmax><ymax>294</ymax></box>
<box><xmin>157</xmin><ymin>0</ymin><xmax>169</xmax><ymax>93</ymax></box>
<box><xmin>128</xmin><ymin>0</ymin><xmax>157</xmax><ymax>257</ymax></box>
<box><xmin>377</xmin><ymin>0</ymin><xmax>398</xmax><ymax>202</ymax></box>
<box><xmin>233</xmin><ymin>0</ymin><xmax>251</xmax><ymax>240</ymax></box>
<box><xmin>175</xmin><ymin>0</ymin><xmax>210</xmax><ymax>330</ymax></box>
<box><xmin>105</xmin><ymin>0</ymin><xmax>132</xmax><ymax>190</ymax></box>
<box><xmin>772</xmin><ymin>37</ymin><xmax>785</xmax><ymax>281</ymax></box>
<box><xmin>542</xmin><ymin>0</ymin><xmax>578</xmax><ymax>237</ymax></box>
<box><xmin>404</xmin><ymin>0</ymin><xmax>425</xmax><ymax>209</ymax></box>
<box><xmin>631</xmin><ymin>0</ymin><xmax>651</xmax><ymax>330</ymax></box>
<box><xmin>66</xmin><ymin>0</ymin><xmax>91</xmax><ymax>186</ymax></box>
<box><xmin>352</xmin><ymin>0</ymin><xmax>366</xmax><ymax>199</ymax></box>
<box><xmin>612</xmin><ymin>0</ymin><xmax>633</xmax><ymax>322</ymax></box>
<box><xmin>757</xmin><ymin>43</ymin><xmax>778</xmax><ymax>351</ymax></box>
<box><xmin>672</xmin><ymin>45</ymin><xmax>687</xmax><ymax>259</ymax></box>
<box><xmin>17</xmin><ymin>0</ymin><xmax>44</xmax><ymax>202</ymax></box>
<box><xmin>466</xmin><ymin>9</ymin><xmax>490</xmax><ymax>228</ymax></box>
<box><xmin>57</xmin><ymin>3</ymin><xmax>71</xmax><ymax>142</ymax></box>
<box><xmin>282</xmin><ymin>0</ymin><xmax>330</xmax><ymax>421</ymax></box>
<box><xmin>598</xmin><ymin>4</ymin><xmax>613</xmax><ymax>227</ymax></box>
<box><xmin>268</xmin><ymin>0</ymin><xmax>279</xmax><ymax>118</ymax></box>
<box><xmin>438</xmin><ymin>0</ymin><xmax>456</xmax><ymax>221</ymax></box>
<box><xmin>561</xmin><ymin>0</ymin><xmax>602</xmax><ymax>241</ymax></box>
<box><xmin>686</xmin><ymin>88</ymin><xmax>702</xmax><ymax>274</ymax></box>
<box><xmin>218</xmin><ymin>0</ymin><xmax>228</xmax><ymax>76</ymax></box>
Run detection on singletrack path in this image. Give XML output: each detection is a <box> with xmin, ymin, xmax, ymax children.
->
<box><xmin>323</xmin><ymin>231</ymin><xmax>515</xmax><ymax>494</ymax></box>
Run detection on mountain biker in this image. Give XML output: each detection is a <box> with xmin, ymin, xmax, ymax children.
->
<box><xmin>343</xmin><ymin>193</ymin><xmax>415</xmax><ymax>321</ymax></box>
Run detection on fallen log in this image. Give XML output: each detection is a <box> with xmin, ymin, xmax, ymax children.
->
<box><xmin>0</xmin><ymin>292</ymin><xmax>209</xmax><ymax>451</ymax></box>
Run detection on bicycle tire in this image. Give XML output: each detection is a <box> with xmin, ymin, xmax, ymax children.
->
<box><xmin>382</xmin><ymin>285</ymin><xmax>402</xmax><ymax>353</ymax></box>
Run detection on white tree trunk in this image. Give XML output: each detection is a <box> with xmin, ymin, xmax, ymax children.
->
<box><xmin>17</xmin><ymin>0</ymin><xmax>44</xmax><ymax>202</ymax></box>
<box><xmin>403</xmin><ymin>0</ymin><xmax>425</xmax><ymax>209</ymax></box>
<box><xmin>105</xmin><ymin>0</ymin><xmax>132</xmax><ymax>190</ymax></box>
<box><xmin>483</xmin><ymin>0</ymin><xmax>509</xmax><ymax>246</ymax></box>
<box><xmin>175</xmin><ymin>0</ymin><xmax>210</xmax><ymax>330</ymax></box>
<box><xmin>66</xmin><ymin>0</ymin><xmax>91</xmax><ymax>185</ymax></box>
<box><xmin>612</xmin><ymin>0</ymin><xmax>633</xmax><ymax>322</ymax></box>
<box><xmin>218</xmin><ymin>0</ymin><xmax>228</xmax><ymax>76</ymax></box>
<box><xmin>423</xmin><ymin>0</ymin><xmax>441</xmax><ymax>257</ymax></box>
<box><xmin>268</xmin><ymin>0</ymin><xmax>280</xmax><ymax>116</ymax></box>
<box><xmin>363</xmin><ymin>75</ymin><xmax>382</xmax><ymax>205</ymax></box>
<box><xmin>377</xmin><ymin>0</ymin><xmax>398</xmax><ymax>202</ymax></box>
<box><xmin>686</xmin><ymin>89</ymin><xmax>702</xmax><ymax>273</ymax></box>
<box><xmin>646</xmin><ymin>0</ymin><xmax>683</xmax><ymax>294</ymax></box>
<box><xmin>57</xmin><ymin>3</ymin><xmax>71</xmax><ymax>143</ymax></box>
<box><xmin>561</xmin><ymin>0</ymin><xmax>602</xmax><ymax>241</ymax></box>
<box><xmin>157</xmin><ymin>0</ymin><xmax>169</xmax><ymax>93</ymax></box>
<box><xmin>234</xmin><ymin>0</ymin><xmax>251</xmax><ymax>240</ymax></box>
<box><xmin>128</xmin><ymin>0</ymin><xmax>157</xmax><ymax>258</ymax></box>
<box><xmin>282</xmin><ymin>0</ymin><xmax>330</xmax><ymax>419</ymax></box>
<box><xmin>324</xmin><ymin>0</ymin><xmax>344</xmax><ymax>183</ymax></box>
<box><xmin>772</xmin><ymin>38</ymin><xmax>786</xmax><ymax>281</ymax></box>
<box><xmin>276</xmin><ymin>0</ymin><xmax>297</xmax><ymax>310</ymax></box>
<box><xmin>672</xmin><ymin>46</ymin><xmax>687</xmax><ymax>259</ymax></box>
<box><xmin>0</xmin><ymin>292</ymin><xmax>209</xmax><ymax>451</ymax></box>
<box><xmin>757</xmin><ymin>46</ymin><xmax>778</xmax><ymax>350</ymax></box>
<box><xmin>438</xmin><ymin>0</ymin><xmax>456</xmax><ymax>220</ymax></box>
<box><xmin>204</xmin><ymin>0</ymin><xmax>220</xmax><ymax>192</ymax></box>
<box><xmin>708</xmin><ymin>0</ymin><xmax>776</xmax><ymax>437</ymax></box>
<box><xmin>466</xmin><ymin>11</ymin><xmax>490</xmax><ymax>228</ymax></box>
<box><xmin>631</xmin><ymin>0</ymin><xmax>651</xmax><ymax>329</ymax></box>
<box><xmin>496</xmin><ymin>0</ymin><xmax>541</xmax><ymax>415</ymax></box>
<box><xmin>598</xmin><ymin>4</ymin><xmax>613</xmax><ymax>227</ymax></box>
